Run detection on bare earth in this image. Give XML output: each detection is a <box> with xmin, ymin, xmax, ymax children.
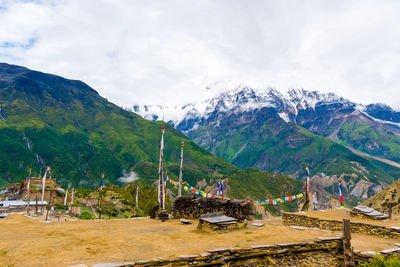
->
<box><xmin>1</xmin><ymin>211</ymin><xmax>399</xmax><ymax>267</ymax></box>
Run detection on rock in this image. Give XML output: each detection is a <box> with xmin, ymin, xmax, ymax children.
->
<box><xmin>380</xmin><ymin>248</ymin><xmax>400</xmax><ymax>254</ymax></box>
<box><xmin>90</xmin><ymin>264</ymin><xmax>123</xmax><ymax>267</ymax></box>
<box><xmin>251</xmin><ymin>222</ymin><xmax>264</xmax><ymax>227</ymax></box>
<box><xmin>207</xmin><ymin>248</ymin><xmax>229</xmax><ymax>253</ymax></box>
<box><xmin>360</xmin><ymin>251</ymin><xmax>379</xmax><ymax>256</ymax></box>
<box><xmin>252</xmin><ymin>244</ymin><xmax>273</xmax><ymax>249</ymax></box>
<box><xmin>289</xmin><ymin>225</ymin><xmax>308</xmax><ymax>230</ymax></box>
<box><xmin>177</xmin><ymin>255</ymin><xmax>200</xmax><ymax>259</ymax></box>
<box><xmin>180</xmin><ymin>218</ymin><xmax>192</xmax><ymax>224</ymax></box>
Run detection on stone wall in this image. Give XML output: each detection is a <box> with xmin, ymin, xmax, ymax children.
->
<box><xmin>173</xmin><ymin>196</ymin><xmax>251</xmax><ymax>220</ymax></box>
<box><xmin>123</xmin><ymin>238</ymin><xmax>343</xmax><ymax>266</ymax></box>
<box><xmin>282</xmin><ymin>212</ymin><xmax>400</xmax><ymax>239</ymax></box>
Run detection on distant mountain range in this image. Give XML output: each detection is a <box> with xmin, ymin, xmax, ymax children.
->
<box><xmin>126</xmin><ymin>85</ymin><xmax>400</xmax><ymax>202</ymax></box>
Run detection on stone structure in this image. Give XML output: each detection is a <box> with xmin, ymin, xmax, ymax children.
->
<box><xmin>283</xmin><ymin>212</ymin><xmax>400</xmax><ymax>239</ymax></box>
<box><xmin>173</xmin><ymin>196</ymin><xmax>251</xmax><ymax>220</ymax></box>
<box><xmin>123</xmin><ymin>238</ymin><xmax>343</xmax><ymax>266</ymax></box>
<box><xmin>0</xmin><ymin>177</ymin><xmax>61</xmax><ymax>203</ymax></box>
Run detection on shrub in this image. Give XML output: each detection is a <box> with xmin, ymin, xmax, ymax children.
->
<box><xmin>80</xmin><ymin>210</ymin><xmax>94</xmax><ymax>220</ymax></box>
<box><xmin>360</xmin><ymin>255</ymin><xmax>400</xmax><ymax>267</ymax></box>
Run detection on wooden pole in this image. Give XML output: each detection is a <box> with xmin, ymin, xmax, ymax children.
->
<box><xmin>35</xmin><ymin>195</ymin><xmax>38</xmax><ymax>215</ymax></box>
<box><xmin>136</xmin><ymin>184</ymin><xmax>139</xmax><ymax>209</ymax></box>
<box><xmin>26</xmin><ymin>168</ymin><xmax>31</xmax><ymax>215</ymax></box>
<box><xmin>389</xmin><ymin>203</ymin><xmax>393</xmax><ymax>219</ymax></box>
<box><xmin>301</xmin><ymin>164</ymin><xmax>310</xmax><ymax>211</ymax></box>
<box><xmin>45</xmin><ymin>191</ymin><xmax>53</xmax><ymax>221</ymax></box>
<box><xmin>41</xmin><ymin>167</ymin><xmax>49</xmax><ymax>213</ymax></box>
<box><xmin>99</xmin><ymin>173</ymin><xmax>104</xmax><ymax>219</ymax></box>
<box><xmin>343</xmin><ymin>219</ymin><xmax>355</xmax><ymax>266</ymax></box>
<box><xmin>158</xmin><ymin>125</ymin><xmax>165</xmax><ymax>210</ymax></box>
<box><xmin>178</xmin><ymin>141</ymin><xmax>184</xmax><ymax>198</ymax></box>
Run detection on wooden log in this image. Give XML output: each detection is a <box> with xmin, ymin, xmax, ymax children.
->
<box><xmin>343</xmin><ymin>219</ymin><xmax>355</xmax><ymax>267</ymax></box>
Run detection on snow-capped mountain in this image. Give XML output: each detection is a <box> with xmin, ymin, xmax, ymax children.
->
<box><xmin>124</xmin><ymin>85</ymin><xmax>360</xmax><ymax>133</ymax></box>
<box><xmin>125</xmin><ymin>84</ymin><xmax>400</xmax><ymax>202</ymax></box>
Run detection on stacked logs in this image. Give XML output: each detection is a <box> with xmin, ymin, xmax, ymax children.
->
<box><xmin>173</xmin><ymin>196</ymin><xmax>251</xmax><ymax>220</ymax></box>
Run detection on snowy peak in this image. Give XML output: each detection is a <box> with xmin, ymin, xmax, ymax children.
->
<box><xmin>124</xmin><ymin>85</ymin><xmax>354</xmax><ymax>128</ymax></box>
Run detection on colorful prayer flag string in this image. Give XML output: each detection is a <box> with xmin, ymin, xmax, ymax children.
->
<box><xmin>165</xmin><ymin>175</ymin><xmax>304</xmax><ymax>205</ymax></box>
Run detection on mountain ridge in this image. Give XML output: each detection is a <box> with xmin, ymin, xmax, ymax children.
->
<box><xmin>127</xmin><ymin>85</ymin><xmax>400</xmax><ymax>202</ymax></box>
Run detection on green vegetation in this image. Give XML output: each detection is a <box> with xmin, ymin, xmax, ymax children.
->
<box><xmin>339</xmin><ymin>121</ymin><xmax>400</xmax><ymax>163</ymax></box>
<box><xmin>190</xmin><ymin>113</ymin><xmax>400</xmax><ymax>186</ymax></box>
<box><xmin>360</xmin><ymin>255</ymin><xmax>400</xmax><ymax>267</ymax></box>
<box><xmin>80</xmin><ymin>209</ymin><xmax>94</xmax><ymax>220</ymax></box>
<box><xmin>0</xmin><ymin>64</ymin><xmax>236</xmax><ymax>188</ymax></box>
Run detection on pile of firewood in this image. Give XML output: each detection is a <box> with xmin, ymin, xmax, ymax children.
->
<box><xmin>173</xmin><ymin>196</ymin><xmax>251</xmax><ymax>220</ymax></box>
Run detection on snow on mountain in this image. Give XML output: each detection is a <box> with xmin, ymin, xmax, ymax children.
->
<box><xmin>123</xmin><ymin>85</ymin><xmax>355</xmax><ymax>129</ymax></box>
<box><xmin>124</xmin><ymin>84</ymin><xmax>400</xmax><ymax>135</ymax></box>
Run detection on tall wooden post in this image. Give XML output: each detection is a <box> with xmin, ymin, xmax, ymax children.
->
<box><xmin>136</xmin><ymin>184</ymin><xmax>139</xmax><ymax>209</ymax></box>
<box><xmin>41</xmin><ymin>167</ymin><xmax>49</xmax><ymax>213</ymax></box>
<box><xmin>35</xmin><ymin>195</ymin><xmax>38</xmax><ymax>215</ymax></box>
<box><xmin>389</xmin><ymin>203</ymin><xmax>393</xmax><ymax>219</ymax></box>
<box><xmin>178</xmin><ymin>141</ymin><xmax>184</xmax><ymax>198</ymax></box>
<box><xmin>343</xmin><ymin>219</ymin><xmax>355</xmax><ymax>266</ymax></box>
<box><xmin>158</xmin><ymin>125</ymin><xmax>165</xmax><ymax>210</ymax></box>
<box><xmin>70</xmin><ymin>188</ymin><xmax>74</xmax><ymax>206</ymax></box>
<box><xmin>26</xmin><ymin>168</ymin><xmax>31</xmax><ymax>216</ymax></box>
<box><xmin>301</xmin><ymin>164</ymin><xmax>310</xmax><ymax>211</ymax></box>
<box><xmin>46</xmin><ymin>191</ymin><xmax>53</xmax><ymax>221</ymax></box>
<box><xmin>64</xmin><ymin>188</ymin><xmax>68</xmax><ymax>210</ymax></box>
<box><xmin>99</xmin><ymin>173</ymin><xmax>104</xmax><ymax>219</ymax></box>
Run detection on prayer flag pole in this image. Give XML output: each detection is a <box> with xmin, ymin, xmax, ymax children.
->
<box><xmin>70</xmin><ymin>187</ymin><xmax>74</xmax><ymax>207</ymax></box>
<box><xmin>64</xmin><ymin>188</ymin><xmax>68</xmax><ymax>209</ymax></box>
<box><xmin>301</xmin><ymin>164</ymin><xmax>310</xmax><ymax>211</ymax></box>
<box><xmin>158</xmin><ymin>125</ymin><xmax>165</xmax><ymax>209</ymax></box>
<box><xmin>99</xmin><ymin>173</ymin><xmax>104</xmax><ymax>219</ymax></box>
<box><xmin>26</xmin><ymin>168</ymin><xmax>31</xmax><ymax>215</ymax></box>
<box><xmin>339</xmin><ymin>182</ymin><xmax>345</xmax><ymax>208</ymax></box>
<box><xmin>41</xmin><ymin>166</ymin><xmax>50</xmax><ymax>213</ymax></box>
<box><xmin>178</xmin><ymin>141</ymin><xmax>184</xmax><ymax>198</ymax></box>
<box><xmin>163</xmin><ymin>169</ymin><xmax>167</xmax><ymax>210</ymax></box>
<box><xmin>136</xmin><ymin>184</ymin><xmax>139</xmax><ymax>209</ymax></box>
<box><xmin>220</xmin><ymin>179</ymin><xmax>223</xmax><ymax>198</ymax></box>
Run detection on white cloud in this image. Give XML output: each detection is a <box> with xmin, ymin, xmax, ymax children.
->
<box><xmin>118</xmin><ymin>170</ymin><xmax>139</xmax><ymax>184</ymax></box>
<box><xmin>1</xmin><ymin>0</ymin><xmax>400</xmax><ymax>108</ymax></box>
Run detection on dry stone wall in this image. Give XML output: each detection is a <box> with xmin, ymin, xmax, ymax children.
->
<box><xmin>173</xmin><ymin>196</ymin><xmax>251</xmax><ymax>220</ymax></box>
<box><xmin>283</xmin><ymin>212</ymin><xmax>400</xmax><ymax>239</ymax></box>
<box><xmin>123</xmin><ymin>238</ymin><xmax>343</xmax><ymax>266</ymax></box>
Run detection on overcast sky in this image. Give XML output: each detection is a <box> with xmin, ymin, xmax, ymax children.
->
<box><xmin>1</xmin><ymin>0</ymin><xmax>400</xmax><ymax>108</ymax></box>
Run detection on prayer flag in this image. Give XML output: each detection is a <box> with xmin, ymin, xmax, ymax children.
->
<box><xmin>339</xmin><ymin>183</ymin><xmax>344</xmax><ymax>208</ymax></box>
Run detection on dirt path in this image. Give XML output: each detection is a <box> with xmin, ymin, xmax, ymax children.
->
<box><xmin>344</xmin><ymin>145</ymin><xmax>400</xmax><ymax>169</ymax></box>
<box><xmin>1</xmin><ymin>213</ymin><xmax>399</xmax><ymax>266</ymax></box>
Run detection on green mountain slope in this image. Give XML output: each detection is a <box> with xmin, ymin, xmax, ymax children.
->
<box><xmin>187</xmin><ymin>107</ymin><xmax>400</xmax><ymax>201</ymax></box>
<box><xmin>0</xmin><ymin>63</ymin><xmax>238</xmax><ymax>187</ymax></box>
<box><xmin>338</xmin><ymin>119</ymin><xmax>400</xmax><ymax>164</ymax></box>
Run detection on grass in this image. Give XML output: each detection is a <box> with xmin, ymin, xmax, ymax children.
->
<box><xmin>0</xmin><ymin>64</ymin><xmax>238</xmax><ymax>188</ymax></box>
<box><xmin>339</xmin><ymin>121</ymin><xmax>400</xmax><ymax>163</ymax></box>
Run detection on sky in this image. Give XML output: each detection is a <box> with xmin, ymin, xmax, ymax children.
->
<box><xmin>1</xmin><ymin>0</ymin><xmax>400</xmax><ymax>108</ymax></box>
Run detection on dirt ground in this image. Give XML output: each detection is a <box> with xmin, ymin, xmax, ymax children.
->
<box><xmin>0</xmin><ymin>212</ymin><xmax>399</xmax><ymax>267</ymax></box>
<box><xmin>296</xmin><ymin>208</ymin><xmax>400</xmax><ymax>228</ymax></box>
